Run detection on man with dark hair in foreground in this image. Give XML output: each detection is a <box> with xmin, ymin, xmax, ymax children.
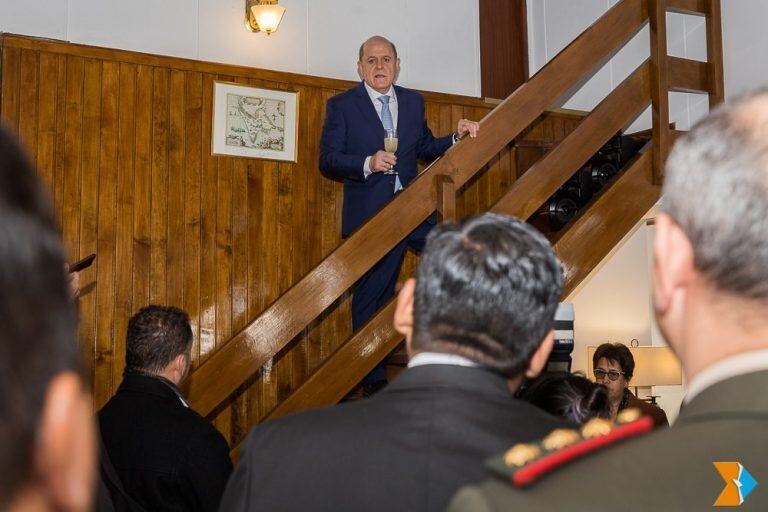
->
<box><xmin>218</xmin><ymin>213</ymin><xmax>570</xmax><ymax>512</ymax></box>
<box><xmin>449</xmin><ymin>91</ymin><xmax>768</xmax><ymax>511</ymax></box>
<box><xmin>0</xmin><ymin>126</ymin><xmax>95</xmax><ymax>512</ymax></box>
<box><xmin>99</xmin><ymin>305</ymin><xmax>232</xmax><ymax>512</ymax></box>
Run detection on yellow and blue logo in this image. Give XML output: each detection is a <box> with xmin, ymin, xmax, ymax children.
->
<box><xmin>713</xmin><ymin>462</ymin><xmax>758</xmax><ymax>507</ymax></box>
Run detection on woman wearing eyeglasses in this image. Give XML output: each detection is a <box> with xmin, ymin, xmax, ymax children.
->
<box><xmin>592</xmin><ymin>343</ymin><xmax>669</xmax><ymax>428</ymax></box>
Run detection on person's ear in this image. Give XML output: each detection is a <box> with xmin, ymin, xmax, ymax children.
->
<box><xmin>394</xmin><ymin>278</ymin><xmax>416</xmax><ymax>348</ymax></box>
<box><xmin>525</xmin><ymin>330</ymin><xmax>554</xmax><ymax>379</ymax></box>
<box><xmin>357</xmin><ymin>60</ymin><xmax>365</xmax><ymax>81</ymax></box>
<box><xmin>652</xmin><ymin>213</ymin><xmax>695</xmax><ymax>316</ymax></box>
<box><xmin>36</xmin><ymin>372</ymin><xmax>96</xmax><ymax>512</ymax></box>
<box><xmin>394</xmin><ymin>58</ymin><xmax>401</xmax><ymax>81</ymax></box>
<box><xmin>172</xmin><ymin>353</ymin><xmax>188</xmax><ymax>383</ymax></box>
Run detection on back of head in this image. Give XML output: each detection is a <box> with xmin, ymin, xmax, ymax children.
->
<box><xmin>663</xmin><ymin>89</ymin><xmax>768</xmax><ymax>301</ymax></box>
<box><xmin>411</xmin><ymin>213</ymin><xmax>563</xmax><ymax>378</ymax></box>
<box><xmin>125</xmin><ymin>305</ymin><xmax>193</xmax><ymax>375</ymax></box>
<box><xmin>0</xmin><ymin>127</ymin><xmax>80</xmax><ymax>505</ymax></box>
<box><xmin>519</xmin><ymin>372</ymin><xmax>610</xmax><ymax>424</ymax></box>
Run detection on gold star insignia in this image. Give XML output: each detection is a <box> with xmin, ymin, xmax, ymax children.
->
<box><xmin>503</xmin><ymin>443</ymin><xmax>541</xmax><ymax>467</ymax></box>
<box><xmin>542</xmin><ymin>429</ymin><xmax>581</xmax><ymax>451</ymax></box>
<box><xmin>581</xmin><ymin>418</ymin><xmax>614</xmax><ymax>438</ymax></box>
<box><xmin>616</xmin><ymin>407</ymin><xmax>642</xmax><ymax>424</ymax></box>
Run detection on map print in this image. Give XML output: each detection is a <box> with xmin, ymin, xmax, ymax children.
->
<box><xmin>225</xmin><ymin>93</ymin><xmax>286</xmax><ymax>151</ymax></box>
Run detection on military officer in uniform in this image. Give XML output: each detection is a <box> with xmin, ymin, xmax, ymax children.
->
<box><xmin>448</xmin><ymin>91</ymin><xmax>768</xmax><ymax>511</ymax></box>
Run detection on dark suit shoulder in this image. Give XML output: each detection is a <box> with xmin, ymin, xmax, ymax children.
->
<box><xmin>98</xmin><ymin>380</ymin><xmax>228</xmax><ymax>454</ymax></box>
<box><xmin>393</xmin><ymin>85</ymin><xmax>423</xmax><ymax>100</ymax></box>
<box><xmin>327</xmin><ymin>84</ymin><xmax>364</xmax><ymax>106</ymax></box>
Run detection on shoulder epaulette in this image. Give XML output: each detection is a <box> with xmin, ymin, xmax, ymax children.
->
<box><xmin>486</xmin><ymin>408</ymin><xmax>653</xmax><ymax>487</ymax></box>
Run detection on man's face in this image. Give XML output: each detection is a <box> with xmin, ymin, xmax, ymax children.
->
<box><xmin>357</xmin><ymin>39</ymin><xmax>400</xmax><ymax>94</ymax></box>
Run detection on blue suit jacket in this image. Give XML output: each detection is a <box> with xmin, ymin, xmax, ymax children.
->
<box><xmin>320</xmin><ymin>82</ymin><xmax>453</xmax><ymax>236</ymax></box>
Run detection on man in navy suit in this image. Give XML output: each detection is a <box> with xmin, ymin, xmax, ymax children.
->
<box><xmin>320</xmin><ymin>35</ymin><xmax>479</xmax><ymax>392</ymax></box>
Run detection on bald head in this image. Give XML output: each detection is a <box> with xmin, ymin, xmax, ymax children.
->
<box><xmin>357</xmin><ymin>35</ymin><xmax>400</xmax><ymax>94</ymax></box>
<box><xmin>358</xmin><ymin>35</ymin><xmax>398</xmax><ymax>62</ymax></box>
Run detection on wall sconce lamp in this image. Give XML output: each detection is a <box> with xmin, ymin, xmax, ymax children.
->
<box><xmin>245</xmin><ymin>0</ymin><xmax>286</xmax><ymax>35</ymax></box>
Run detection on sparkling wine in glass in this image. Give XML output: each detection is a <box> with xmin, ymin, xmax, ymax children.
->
<box><xmin>383</xmin><ymin>129</ymin><xmax>398</xmax><ymax>175</ymax></box>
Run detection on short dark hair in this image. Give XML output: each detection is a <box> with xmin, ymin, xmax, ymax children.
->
<box><xmin>593</xmin><ymin>342</ymin><xmax>635</xmax><ymax>381</ymax></box>
<box><xmin>125</xmin><ymin>305</ymin><xmax>193</xmax><ymax>374</ymax></box>
<box><xmin>0</xmin><ymin>126</ymin><xmax>80</xmax><ymax>506</ymax></box>
<box><xmin>358</xmin><ymin>35</ymin><xmax>398</xmax><ymax>61</ymax></box>
<box><xmin>412</xmin><ymin>213</ymin><xmax>563</xmax><ymax>378</ymax></box>
<box><xmin>519</xmin><ymin>372</ymin><xmax>610</xmax><ymax>424</ymax></box>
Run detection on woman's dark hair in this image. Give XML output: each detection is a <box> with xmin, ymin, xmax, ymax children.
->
<box><xmin>519</xmin><ymin>372</ymin><xmax>611</xmax><ymax>424</ymax></box>
<box><xmin>592</xmin><ymin>342</ymin><xmax>635</xmax><ymax>381</ymax></box>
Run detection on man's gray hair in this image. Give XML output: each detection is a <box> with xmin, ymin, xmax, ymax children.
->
<box><xmin>662</xmin><ymin>89</ymin><xmax>768</xmax><ymax>300</ymax></box>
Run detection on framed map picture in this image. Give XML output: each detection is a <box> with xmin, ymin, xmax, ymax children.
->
<box><xmin>211</xmin><ymin>82</ymin><xmax>299</xmax><ymax>162</ymax></box>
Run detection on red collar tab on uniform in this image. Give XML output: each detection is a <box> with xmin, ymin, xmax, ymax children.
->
<box><xmin>485</xmin><ymin>409</ymin><xmax>654</xmax><ymax>488</ymax></box>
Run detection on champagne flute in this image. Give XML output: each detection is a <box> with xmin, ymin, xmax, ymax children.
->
<box><xmin>383</xmin><ymin>129</ymin><xmax>398</xmax><ymax>175</ymax></box>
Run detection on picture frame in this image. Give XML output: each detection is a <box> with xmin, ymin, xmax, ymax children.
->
<box><xmin>211</xmin><ymin>81</ymin><xmax>299</xmax><ymax>162</ymax></box>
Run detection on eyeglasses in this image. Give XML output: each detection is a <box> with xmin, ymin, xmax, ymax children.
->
<box><xmin>593</xmin><ymin>369</ymin><xmax>626</xmax><ymax>381</ymax></box>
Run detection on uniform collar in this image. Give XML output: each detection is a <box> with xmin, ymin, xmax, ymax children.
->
<box><xmin>684</xmin><ymin>348</ymin><xmax>768</xmax><ymax>404</ymax></box>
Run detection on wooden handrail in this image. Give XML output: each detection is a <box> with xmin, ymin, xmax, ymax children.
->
<box><xmin>185</xmin><ymin>0</ymin><xmax>650</xmax><ymax>416</ymax></box>
<box><xmin>491</xmin><ymin>63</ymin><xmax>650</xmax><ymax>218</ymax></box>
<box><xmin>556</xmin><ymin>150</ymin><xmax>658</xmax><ymax>296</ymax></box>
<box><xmin>263</xmin><ymin>299</ymin><xmax>401</xmax><ymax>424</ymax></box>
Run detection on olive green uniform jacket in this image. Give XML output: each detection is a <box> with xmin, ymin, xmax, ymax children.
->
<box><xmin>448</xmin><ymin>370</ymin><xmax>768</xmax><ymax>512</ymax></box>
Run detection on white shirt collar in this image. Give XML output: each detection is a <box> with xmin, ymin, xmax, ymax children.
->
<box><xmin>363</xmin><ymin>82</ymin><xmax>397</xmax><ymax>104</ymax></box>
<box><xmin>407</xmin><ymin>352</ymin><xmax>480</xmax><ymax>369</ymax></box>
<box><xmin>684</xmin><ymin>348</ymin><xmax>768</xmax><ymax>403</ymax></box>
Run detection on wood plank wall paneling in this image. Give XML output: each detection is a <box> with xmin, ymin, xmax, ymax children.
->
<box><xmin>0</xmin><ymin>35</ymin><xmax>579</xmax><ymax>448</ymax></box>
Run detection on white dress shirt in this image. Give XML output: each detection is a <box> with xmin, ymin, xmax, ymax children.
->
<box><xmin>683</xmin><ymin>348</ymin><xmax>768</xmax><ymax>404</ymax></box>
<box><xmin>362</xmin><ymin>82</ymin><xmax>398</xmax><ymax>179</ymax></box>
<box><xmin>407</xmin><ymin>352</ymin><xmax>480</xmax><ymax>369</ymax></box>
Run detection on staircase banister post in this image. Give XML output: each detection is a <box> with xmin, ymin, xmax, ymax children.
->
<box><xmin>435</xmin><ymin>174</ymin><xmax>457</xmax><ymax>222</ymax></box>
<box><xmin>650</xmin><ymin>0</ymin><xmax>671</xmax><ymax>185</ymax></box>
<box><xmin>705</xmin><ymin>0</ymin><xmax>725</xmax><ymax>107</ymax></box>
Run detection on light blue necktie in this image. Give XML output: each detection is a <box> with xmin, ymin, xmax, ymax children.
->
<box><xmin>378</xmin><ymin>95</ymin><xmax>402</xmax><ymax>192</ymax></box>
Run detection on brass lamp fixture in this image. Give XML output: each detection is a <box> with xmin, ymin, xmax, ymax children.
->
<box><xmin>245</xmin><ymin>0</ymin><xmax>286</xmax><ymax>35</ymax></box>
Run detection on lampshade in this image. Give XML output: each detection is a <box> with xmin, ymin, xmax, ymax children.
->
<box><xmin>250</xmin><ymin>3</ymin><xmax>285</xmax><ymax>34</ymax></box>
<box><xmin>587</xmin><ymin>345</ymin><xmax>682</xmax><ymax>386</ymax></box>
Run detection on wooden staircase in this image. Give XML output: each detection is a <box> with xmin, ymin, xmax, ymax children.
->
<box><xmin>177</xmin><ymin>0</ymin><xmax>724</xmax><ymax>455</ymax></box>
